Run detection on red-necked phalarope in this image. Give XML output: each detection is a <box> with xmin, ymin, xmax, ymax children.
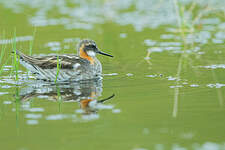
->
<box><xmin>16</xmin><ymin>39</ymin><xmax>113</xmax><ymax>81</ymax></box>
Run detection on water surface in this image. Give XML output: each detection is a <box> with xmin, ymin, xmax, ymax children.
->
<box><xmin>0</xmin><ymin>0</ymin><xmax>225</xmax><ymax>150</ymax></box>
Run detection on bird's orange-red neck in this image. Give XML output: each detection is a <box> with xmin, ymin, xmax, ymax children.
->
<box><xmin>80</xmin><ymin>99</ymin><xmax>93</xmax><ymax>109</ymax></box>
<box><xmin>80</xmin><ymin>92</ymin><xmax>96</xmax><ymax>109</ymax></box>
<box><xmin>79</xmin><ymin>45</ymin><xmax>94</xmax><ymax>64</ymax></box>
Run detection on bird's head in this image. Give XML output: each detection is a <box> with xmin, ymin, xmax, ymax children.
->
<box><xmin>78</xmin><ymin>39</ymin><xmax>113</xmax><ymax>59</ymax></box>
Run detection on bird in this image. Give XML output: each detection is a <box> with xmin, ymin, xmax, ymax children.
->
<box><xmin>15</xmin><ymin>39</ymin><xmax>113</xmax><ymax>82</ymax></box>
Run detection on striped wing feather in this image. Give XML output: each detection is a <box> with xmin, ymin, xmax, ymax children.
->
<box><xmin>16</xmin><ymin>50</ymin><xmax>87</xmax><ymax>69</ymax></box>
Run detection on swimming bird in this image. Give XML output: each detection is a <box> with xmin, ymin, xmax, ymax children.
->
<box><xmin>15</xmin><ymin>39</ymin><xmax>113</xmax><ymax>81</ymax></box>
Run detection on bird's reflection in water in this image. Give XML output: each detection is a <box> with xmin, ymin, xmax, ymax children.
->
<box><xmin>19</xmin><ymin>79</ymin><xmax>116</xmax><ymax>120</ymax></box>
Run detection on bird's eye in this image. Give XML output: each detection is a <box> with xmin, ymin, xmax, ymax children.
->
<box><xmin>88</xmin><ymin>45</ymin><xmax>96</xmax><ymax>48</ymax></box>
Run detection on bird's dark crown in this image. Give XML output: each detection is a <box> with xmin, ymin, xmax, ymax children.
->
<box><xmin>78</xmin><ymin>39</ymin><xmax>98</xmax><ymax>52</ymax></box>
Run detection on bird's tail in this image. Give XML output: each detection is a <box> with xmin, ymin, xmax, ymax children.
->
<box><xmin>13</xmin><ymin>50</ymin><xmax>41</xmax><ymax>74</ymax></box>
<box><xmin>13</xmin><ymin>50</ymin><xmax>38</xmax><ymax>64</ymax></box>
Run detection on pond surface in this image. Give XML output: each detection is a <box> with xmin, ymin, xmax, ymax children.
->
<box><xmin>0</xmin><ymin>0</ymin><xmax>225</xmax><ymax>150</ymax></box>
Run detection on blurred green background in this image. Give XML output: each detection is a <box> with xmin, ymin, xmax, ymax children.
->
<box><xmin>0</xmin><ymin>0</ymin><xmax>225</xmax><ymax>150</ymax></box>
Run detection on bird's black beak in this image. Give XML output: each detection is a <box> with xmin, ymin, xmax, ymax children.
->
<box><xmin>97</xmin><ymin>50</ymin><xmax>113</xmax><ymax>57</ymax></box>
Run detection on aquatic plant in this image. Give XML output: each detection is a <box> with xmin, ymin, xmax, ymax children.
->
<box><xmin>29</xmin><ymin>27</ymin><xmax>36</xmax><ymax>56</ymax></box>
<box><xmin>0</xmin><ymin>31</ymin><xmax>6</xmax><ymax>65</ymax></box>
<box><xmin>0</xmin><ymin>30</ymin><xmax>7</xmax><ymax>76</ymax></box>
<box><xmin>15</xmin><ymin>86</ymin><xmax>20</xmax><ymax>130</ymax></box>
<box><xmin>54</xmin><ymin>45</ymin><xmax>65</xmax><ymax>83</ymax></box>
<box><xmin>12</xmin><ymin>28</ymin><xmax>19</xmax><ymax>81</ymax></box>
<box><xmin>54</xmin><ymin>55</ymin><xmax>61</xmax><ymax>83</ymax></box>
<box><xmin>170</xmin><ymin>0</ymin><xmax>219</xmax><ymax>117</ymax></box>
<box><xmin>0</xmin><ymin>58</ymin><xmax>10</xmax><ymax>76</ymax></box>
<box><xmin>211</xmin><ymin>68</ymin><xmax>224</xmax><ymax>107</ymax></box>
<box><xmin>56</xmin><ymin>84</ymin><xmax>62</xmax><ymax>112</ymax></box>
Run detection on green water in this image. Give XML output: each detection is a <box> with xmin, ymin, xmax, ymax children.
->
<box><xmin>0</xmin><ymin>0</ymin><xmax>225</xmax><ymax>150</ymax></box>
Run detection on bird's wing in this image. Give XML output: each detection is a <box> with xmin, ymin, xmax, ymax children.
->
<box><xmin>33</xmin><ymin>55</ymin><xmax>80</xmax><ymax>69</ymax></box>
<box><xmin>16</xmin><ymin>50</ymin><xmax>87</xmax><ymax>69</ymax></box>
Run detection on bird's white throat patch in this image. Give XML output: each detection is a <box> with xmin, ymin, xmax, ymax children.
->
<box><xmin>87</xmin><ymin>51</ymin><xmax>96</xmax><ymax>57</ymax></box>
